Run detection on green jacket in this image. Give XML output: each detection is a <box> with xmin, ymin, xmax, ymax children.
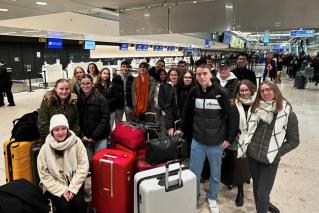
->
<box><xmin>38</xmin><ymin>91</ymin><xmax>80</xmax><ymax>143</ymax></box>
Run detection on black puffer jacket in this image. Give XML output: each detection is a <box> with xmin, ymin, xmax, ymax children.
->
<box><xmin>247</xmin><ymin>111</ymin><xmax>300</xmax><ymax>164</ymax></box>
<box><xmin>95</xmin><ymin>82</ymin><xmax>121</xmax><ymax>112</ymax></box>
<box><xmin>77</xmin><ymin>90</ymin><xmax>110</xmax><ymax>141</ymax></box>
<box><xmin>232</xmin><ymin>67</ymin><xmax>257</xmax><ymax>85</ymax></box>
<box><xmin>112</xmin><ymin>74</ymin><xmax>134</xmax><ymax>108</ymax></box>
<box><xmin>181</xmin><ymin>82</ymin><xmax>238</xmax><ymax>146</ymax></box>
<box><xmin>160</xmin><ymin>83</ymin><xmax>179</xmax><ymax>129</ymax></box>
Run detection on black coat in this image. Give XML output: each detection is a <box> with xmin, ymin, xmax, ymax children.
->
<box><xmin>0</xmin><ymin>65</ymin><xmax>11</xmax><ymax>91</ymax></box>
<box><xmin>232</xmin><ymin>67</ymin><xmax>257</xmax><ymax>85</ymax></box>
<box><xmin>149</xmin><ymin>67</ymin><xmax>161</xmax><ymax>82</ymax></box>
<box><xmin>77</xmin><ymin>90</ymin><xmax>110</xmax><ymax>141</ymax></box>
<box><xmin>112</xmin><ymin>74</ymin><xmax>134</xmax><ymax>108</ymax></box>
<box><xmin>95</xmin><ymin>82</ymin><xmax>121</xmax><ymax>112</ymax></box>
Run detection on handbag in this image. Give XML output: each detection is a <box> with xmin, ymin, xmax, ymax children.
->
<box><xmin>145</xmin><ymin>135</ymin><xmax>187</xmax><ymax>165</ymax></box>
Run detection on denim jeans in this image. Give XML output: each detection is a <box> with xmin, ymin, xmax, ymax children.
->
<box><xmin>85</xmin><ymin>138</ymin><xmax>108</xmax><ymax>163</ymax></box>
<box><xmin>189</xmin><ymin>138</ymin><xmax>223</xmax><ymax>200</ymax></box>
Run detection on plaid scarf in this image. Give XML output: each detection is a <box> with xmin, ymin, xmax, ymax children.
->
<box><xmin>237</xmin><ymin>100</ymin><xmax>291</xmax><ymax>163</ymax></box>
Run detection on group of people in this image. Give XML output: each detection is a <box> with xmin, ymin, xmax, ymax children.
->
<box><xmin>35</xmin><ymin>52</ymin><xmax>300</xmax><ymax>213</ymax></box>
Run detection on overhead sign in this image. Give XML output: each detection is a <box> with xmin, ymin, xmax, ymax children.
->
<box><xmin>135</xmin><ymin>44</ymin><xmax>143</xmax><ymax>51</ymax></box>
<box><xmin>263</xmin><ymin>35</ymin><xmax>270</xmax><ymax>43</ymax></box>
<box><xmin>205</xmin><ymin>40</ymin><xmax>212</xmax><ymax>48</ymax></box>
<box><xmin>142</xmin><ymin>44</ymin><xmax>149</xmax><ymax>51</ymax></box>
<box><xmin>167</xmin><ymin>46</ymin><xmax>175</xmax><ymax>51</ymax></box>
<box><xmin>154</xmin><ymin>45</ymin><xmax>163</xmax><ymax>51</ymax></box>
<box><xmin>290</xmin><ymin>30</ymin><xmax>315</xmax><ymax>37</ymax></box>
<box><xmin>120</xmin><ymin>43</ymin><xmax>129</xmax><ymax>51</ymax></box>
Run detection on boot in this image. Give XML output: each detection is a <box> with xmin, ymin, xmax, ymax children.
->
<box><xmin>235</xmin><ymin>184</ymin><xmax>244</xmax><ymax>207</ymax></box>
<box><xmin>269</xmin><ymin>202</ymin><xmax>280</xmax><ymax>213</ymax></box>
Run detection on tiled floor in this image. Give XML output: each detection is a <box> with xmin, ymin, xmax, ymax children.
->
<box><xmin>1</xmin><ymin>79</ymin><xmax>318</xmax><ymax>212</ymax></box>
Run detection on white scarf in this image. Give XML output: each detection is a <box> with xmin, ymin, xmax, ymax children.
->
<box><xmin>235</xmin><ymin>93</ymin><xmax>256</xmax><ymax>133</ymax></box>
<box><xmin>237</xmin><ymin>100</ymin><xmax>291</xmax><ymax>163</ymax></box>
<box><xmin>44</xmin><ymin>130</ymin><xmax>78</xmax><ymax>185</ymax></box>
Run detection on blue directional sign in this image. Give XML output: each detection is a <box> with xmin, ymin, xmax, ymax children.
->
<box><xmin>120</xmin><ymin>43</ymin><xmax>129</xmax><ymax>51</ymax></box>
<box><xmin>136</xmin><ymin>44</ymin><xmax>143</xmax><ymax>51</ymax></box>
<box><xmin>205</xmin><ymin>40</ymin><xmax>212</xmax><ymax>48</ymax></box>
<box><xmin>154</xmin><ymin>45</ymin><xmax>163</xmax><ymax>51</ymax></box>
<box><xmin>290</xmin><ymin>30</ymin><xmax>315</xmax><ymax>37</ymax></box>
<box><xmin>142</xmin><ymin>44</ymin><xmax>149</xmax><ymax>51</ymax></box>
<box><xmin>263</xmin><ymin>35</ymin><xmax>270</xmax><ymax>43</ymax></box>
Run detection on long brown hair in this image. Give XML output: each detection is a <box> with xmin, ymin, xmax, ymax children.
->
<box><xmin>96</xmin><ymin>67</ymin><xmax>111</xmax><ymax>87</ymax></box>
<box><xmin>233</xmin><ymin>79</ymin><xmax>257</xmax><ymax>99</ymax></box>
<box><xmin>251</xmin><ymin>80</ymin><xmax>290</xmax><ymax>113</ymax></box>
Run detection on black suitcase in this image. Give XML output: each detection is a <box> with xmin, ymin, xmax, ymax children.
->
<box><xmin>294</xmin><ymin>75</ymin><xmax>306</xmax><ymax>89</ymax></box>
<box><xmin>30</xmin><ymin>143</ymin><xmax>42</xmax><ymax>186</ymax></box>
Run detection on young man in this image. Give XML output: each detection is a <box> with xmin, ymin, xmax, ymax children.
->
<box><xmin>232</xmin><ymin>52</ymin><xmax>257</xmax><ymax>85</ymax></box>
<box><xmin>112</xmin><ymin>61</ymin><xmax>134</xmax><ymax>122</ymax></box>
<box><xmin>177</xmin><ymin>61</ymin><xmax>238</xmax><ymax>213</ymax></box>
<box><xmin>149</xmin><ymin>59</ymin><xmax>165</xmax><ymax>82</ymax></box>
<box><xmin>177</xmin><ymin>60</ymin><xmax>187</xmax><ymax>76</ymax></box>
<box><xmin>216</xmin><ymin>59</ymin><xmax>239</xmax><ymax>95</ymax></box>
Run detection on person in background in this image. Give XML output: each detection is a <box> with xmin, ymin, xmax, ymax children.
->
<box><xmin>216</xmin><ymin>59</ymin><xmax>239</xmax><ymax>95</ymax></box>
<box><xmin>149</xmin><ymin>59</ymin><xmax>165</xmax><ymax>82</ymax></box>
<box><xmin>176</xmin><ymin>70</ymin><xmax>195</xmax><ymax>157</ymax></box>
<box><xmin>38</xmin><ymin>79</ymin><xmax>80</xmax><ymax>143</ymax></box>
<box><xmin>87</xmin><ymin>63</ymin><xmax>99</xmax><ymax>83</ymax></box>
<box><xmin>0</xmin><ymin>60</ymin><xmax>15</xmax><ymax>107</ymax></box>
<box><xmin>37</xmin><ymin>114</ymin><xmax>89</xmax><ymax>213</ymax></box>
<box><xmin>176</xmin><ymin>61</ymin><xmax>238</xmax><ymax>213</ymax></box>
<box><xmin>206</xmin><ymin>55</ymin><xmax>217</xmax><ymax>76</ymax></box>
<box><xmin>221</xmin><ymin>80</ymin><xmax>256</xmax><ymax>207</ymax></box>
<box><xmin>232</xmin><ymin>52</ymin><xmax>257</xmax><ymax>85</ymax></box>
<box><xmin>263</xmin><ymin>63</ymin><xmax>276</xmax><ymax>82</ymax></box>
<box><xmin>95</xmin><ymin>67</ymin><xmax>120</xmax><ymax>128</ymax></box>
<box><xmin>70</xmin><ymin>66</ymin><xmax>85</xmax><ymax>96</ymax></box>
<box><xmin>177</xmin><ymin>60</ymin><xmax>187</xmax><ymax>76</ymax></box>
<box><xmin>112</xmin><ymin>61</ymin><xmax>134</xmax><ymax>122</ymax></box>
<box><xmin>77</xmin><ymin>74</ymin><xmax>110</xmax><ymax>162</ymax></box>
<box><xmin>154</xmin><ymin>69</ymin><xmax>167</xmax><ymax>131</ymax></box>
<box><xmin>158</xmin><ymin>68</ymin><xmax>180</xmax><ymax>135</ymax></box>
<box><xmin>238</xmin><ymin>81</ymin><xmax>300</xmax><ymax>213</ymax></box>
<box><xmin>131</xmin><ymin>62</ymin><xmax>156</xmax><ymax>121</ymax></box>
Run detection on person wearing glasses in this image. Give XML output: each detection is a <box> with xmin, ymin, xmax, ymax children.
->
<box><xmin>131</xmin><ymin>62</ymin><xmax>156</xmax><ymax>121</ymax></box>
<box><xmin>176</xmin><ymin>59</ymin><xmax>238</xmax><ymax>213</ymax></box>
<box><xmin>238</xmin><ymin>80</ymin><xmax>300</xmax><ymax>213</ymax></box>
<box><xmin>232</xmin><ymin>52</ymin><xmax>257</xmax><ymax>85</ymax></box>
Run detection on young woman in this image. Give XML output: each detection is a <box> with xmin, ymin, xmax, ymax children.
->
<box><xmin>95</xmin><ymin>67</ymin><xmax>121</xmax><ymax>127</ymax></box>
<box><xmin>77</xmin><ymin>74</ymin><xmax>111</xmax><ymax>161</ymax></box>
<box><xmin>158</xmin><ymin>68</ymin><xmax>180</xmax><ymax>135</ymax></box>
<box><xmin>221</xmin><ymin>80</ymin><xmax>256</xmax><ymax>207</ymax></box>
<box><xmin>70</xmin><ymin>66</ymin><xmax>85</xmax><ymax>96</ymax></box>
<box><xmin>37</xmin><ymin>114</ymin><xmax>89</xmax><ymax>213</ymax></box>
<box><xmin>154</xmin><ymin>69</ymin><xmax>167</xmax><ymax>129</ymax></box>
<box><xmin>87</xmin><ymin>63</ymin><xmax>99</xmax><ymax>83</ymax></box>
<box><xmin>38</xmin><ymin>79</ymin><xmax>80</xmax><ymax>143</ymax></box>
<box><xmin>238</xmin><ymin>80</ymin><xmax>300</xmax><ymax>213</ymax></box>
<box><xmin>131</xmin><ymin>62</ymin><xmax>156</xmax><ymax>121</ymax></box>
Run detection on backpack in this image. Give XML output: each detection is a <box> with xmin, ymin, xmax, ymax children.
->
<box><xmin>10</xmin><ymin>111</ymin><xmax>40</xmax><ymax>141</ymax></box>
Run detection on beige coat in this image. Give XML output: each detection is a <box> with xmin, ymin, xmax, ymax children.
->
<box><xmin>37</xmin><ymin>137</ymin><xmax>89</xmax><ymax>197</ymax></box>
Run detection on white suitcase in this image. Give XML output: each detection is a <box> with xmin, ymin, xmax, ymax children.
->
<box><xmin>134</xmin><ymin>160</ymin><xmax>197</xmax><ymax>213</ymax></box>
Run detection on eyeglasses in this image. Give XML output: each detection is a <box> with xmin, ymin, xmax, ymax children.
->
<box><xmin>260</xmin><ymin>88</ymin><xmax>273</xmax><ymax>93</ymax></box>
<box><xmin>81</xmin><ymin>82</ymin><xmax>92</xmax><ymax>87</ymax></box>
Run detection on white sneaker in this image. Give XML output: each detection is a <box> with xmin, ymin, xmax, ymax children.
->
<box><xmin>208</xmin><ymin>199</ymin><xmax>219</xmax><ymax>213</ymax></box>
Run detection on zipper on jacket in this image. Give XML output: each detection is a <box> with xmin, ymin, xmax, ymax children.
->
<box><xmin>202</xmin><ymin>95</ymin><xmax>205</xmax><ymax>131</ymax></box>
<box><xmin>257</xmin><ymin>123</ymin><xmax>268</xmax><ymax>160</ymax></box>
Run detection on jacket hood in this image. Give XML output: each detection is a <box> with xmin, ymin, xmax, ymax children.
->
<box><xmin>216</xmin><ymin>72</ymin><xmax>237</xmax><ymax>81</ymax></box>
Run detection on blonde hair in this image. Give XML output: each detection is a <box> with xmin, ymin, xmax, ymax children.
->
<box><xmin>70</xmin><ymin>66</ymin><xmax>84</xmax><ymax>93</ymax></box>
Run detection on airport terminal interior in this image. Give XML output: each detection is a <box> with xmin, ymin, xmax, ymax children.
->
<box><xmin>0</xmin><ymin>0</ymin><xmax>319</xmax><ymax>213</ymax></box>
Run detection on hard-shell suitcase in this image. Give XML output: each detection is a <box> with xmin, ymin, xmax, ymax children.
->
<box><xmin>92</xmin><ymin>149</ymin><xmax>135</xmax><ymax>213</ymax></box>
<box><xmin>3</xmin><ymin>140</ymin><xmax>39</xmax><ymax>183</ymax></box>
<box><xmin>114</xmin><ymin>143</ymin><xmax>146</xmax><ymax>159</ymax></box>
<box><xmin>134</xmin><ymin>160</ymin><xmax>197</xmax><ymax>213</ymax></box>
<box><xmin>30</xmin><ymin>143</ymin><xmax>42</xmax><ymax>186</ymax></box>
<box><xmin>111</xmin><ymin>122</ymin><xmax>145</xmax><ymax>149</ymax></box>
<box><xmin>294</xmin><ymin>75</ymin><xmax>306</xmax><ymax>89</ymax></box>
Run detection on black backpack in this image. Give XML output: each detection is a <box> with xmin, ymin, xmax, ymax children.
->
<box><xmin>10</xmin><ymin>111</ymin><xmax>40</xmax><ymax>141</ymax></box>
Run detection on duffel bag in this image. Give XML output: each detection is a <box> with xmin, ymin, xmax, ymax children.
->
<box><xmin>111</xmin><ymin>122</ymin><xmax>145</xmax><ymax>149</ymax></box>
<box><xmin>145</xmin><ymin>135</ymin><xmax>187</xmax><ymax>165</ymax></box>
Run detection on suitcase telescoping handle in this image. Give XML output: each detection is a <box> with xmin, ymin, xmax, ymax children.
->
<box><xmin>164</xmin><ymin>159</ymin><xmax>183</xmax><ymax>192</ymax></box>
<box><xmin>99</xmin><ymin>155</ymin><xmax>116</xmax><ymax>198</ymax></box>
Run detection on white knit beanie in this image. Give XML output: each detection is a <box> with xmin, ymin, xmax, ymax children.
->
<box><xmin>49</xmin><ymin>114</ymin><xmax>69</xmax><ymax>132</ymax></box>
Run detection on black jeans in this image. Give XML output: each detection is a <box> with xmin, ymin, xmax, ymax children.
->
<box><xmin>46</xmin><ymin>187</ymin><xmax>86</xmax><ymax>213</ymax></box>
<box><xmin>0</xmin><ymin>86</ymin><xmax>15</xmax><ymax>105</ymax></box>
<box><xmin>248</xmin><ymin>157</ymin><xmax>279</xmax><ymax>213</ymax></box>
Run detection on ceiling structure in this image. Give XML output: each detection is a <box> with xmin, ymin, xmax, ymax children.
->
<box><xmin>1</xmin><ymin>0</ymin><xmax>319</xmax><ymax>51</ymax></box>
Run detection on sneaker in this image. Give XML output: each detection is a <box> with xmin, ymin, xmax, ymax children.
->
<box><xmin>208</xmin><ymin>199</ymin><xmax>219</xmax><ymax>213</ymax></box>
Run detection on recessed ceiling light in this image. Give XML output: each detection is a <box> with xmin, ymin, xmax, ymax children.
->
<box><xmin>36</xmin><ymin>2</ymin><xmax>47</xmax><ymax>6</ymax></box>
<box><xmin>0</xmin><ymin>8</ymin><xmax>9</xmax><ymax>12</ymax></box>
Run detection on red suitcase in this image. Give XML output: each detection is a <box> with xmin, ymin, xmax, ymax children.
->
<box><xmin>114</xmin><ymin>143</ymin><xmax>146</xmax><ymax>159</ymax></box>
<box><xmin>135</xmin><ymin>159</ymin><xmax>165</xmax><ymax>173</ymax></box>
<box><xmin>111</xmin><ymin>122</ymin><xmax>145</xmax><ymax>149</ymax></box>
<box><xmin>92</xmin><ymin>149</ymin><xmax>135</xmax><ymax>213</ymax></box>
